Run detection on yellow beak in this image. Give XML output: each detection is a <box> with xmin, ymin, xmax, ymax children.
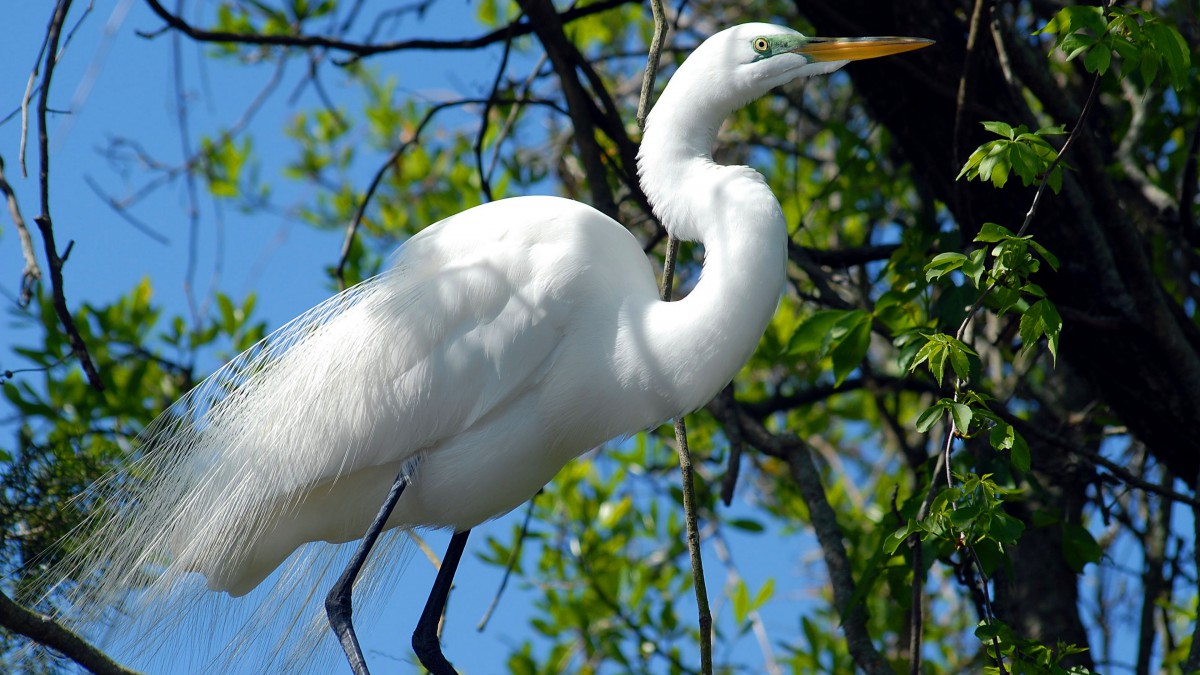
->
<box><xmin>792</xmin><ymin>36</ymin><xmax>934</xmax><ymax>62</ymax></box>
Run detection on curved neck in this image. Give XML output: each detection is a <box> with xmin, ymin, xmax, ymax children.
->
<box><xmin>633</xmin><ymin>95</ymin><xmax>788</xmax><ymax>417</ymax></box>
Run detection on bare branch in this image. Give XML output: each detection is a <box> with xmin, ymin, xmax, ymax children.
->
<box><xmin>632</xmin><ymin>5</ymin><xmax>715</xmax><ymax>673</ymax></box>
<box><xmin>34</xmin><ymin>0</ymin><xmax>104</xmax><ymax>391</ymax></box>
<box><xmin>476</xmin><ymin>496</ymin><xmax>537</xmax><ymax>631</ymax></box>
<box><xmin>516</xmin><ymin>0</ymin><xmax>617</xmax><ymax>218</ymax></box>
<box><xmin>333</xmin><ymin>97</ymin><xmax>566</xmax><ymax>291</ymax></box>
<box><xmin>709</xmin><ymin>396</ymin><xmax>891</xmax><ymax>674</ymax></box>
<box><xmin>474</xmin><ymin>19</ymin><xmax>520</xmax><ymax>203</ymax></box>
<box><xmin>0</xmin><ymin>154</ymin><xmax>41</xmax><ymax>306</ymax></box>
<box><xmin>139</xmin><ymin>0</ymin><xmax>639</xmax><ymax>62</ymax></box>
<box><xmin>0</xmin><ymin>591</ymin><xmax>143</xmax><ymax>675</ymax></box>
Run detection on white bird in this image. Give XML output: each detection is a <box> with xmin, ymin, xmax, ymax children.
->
<box><xmin>43</xmin><ymin>23</ymin><xmax>930</xmax><ymax>674</ymax></box>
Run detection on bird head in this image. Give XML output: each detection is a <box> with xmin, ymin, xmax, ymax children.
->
<box><xmin>669</xmin><ymin>23</ymin><xmax>933</xmax><ymax>113</ymax></box>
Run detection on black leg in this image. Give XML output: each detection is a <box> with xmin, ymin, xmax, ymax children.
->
<box><xmin>412</xmin><ymin>529</ymin><xmax>471</xmax><ymax>675</ymax></box>
<box><xmin>326</xmin><ymin>468</ymin><xmax>412</xmax><ymax>675</ymax></box>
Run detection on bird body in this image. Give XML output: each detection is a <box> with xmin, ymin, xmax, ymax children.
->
<box><xmin>87</xmin><ymin>179</ymin><xmax>784</xmax><ymax>599</ymax></box>
<box><xmin>40</xmin><ymin>23</ymin><xmax>931</xmax><ymax>672</ymax></box>
<box><xmin>198</xmin><ymin>189</ymin><xmax>781</xmax><ymax>595</ymax></box>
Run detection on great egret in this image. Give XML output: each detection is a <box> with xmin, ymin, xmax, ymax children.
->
<box><xmin>43</xmin><ymin>22</ymin><xmax>930</xmax><ymax>675</ymax></box>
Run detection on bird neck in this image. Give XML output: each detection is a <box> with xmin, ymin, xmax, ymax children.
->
<box><xmin>635</xmin><ymin>96</ymin><xmax>788</xmax><ymax>418</ymax></box>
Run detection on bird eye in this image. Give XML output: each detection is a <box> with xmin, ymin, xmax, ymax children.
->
<box><xmin>752</xmin><ymin>37</ymin><xmax>770</xmax><ymax>54</ymax></box>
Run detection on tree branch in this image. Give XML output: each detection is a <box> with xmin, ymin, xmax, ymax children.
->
<box><xmin>632</xmin><ymin>5</ymin><xmax>713</xmax><ymax>673</ymax></box>
<box><xmin>514</xmin><ymin>0</ymin><xmax>618</xmax><ymax>218</ymax></box>
<box><xmin>1187</xmin><ymin>466</ymin><xmax>1200</xmax><ymax>672</ymax></box>
<box><xmin>0</xmin><ymin>591</ymin><xmax>143</xmax><ymax>675</ymax></box>
<box><xmin>34</xmin><ymin>0</ymin><xmax>104</xmax><ymax>391</ymax></box>
<box><xmin>333</xmin><ymin>97</ymin><xmax>565</xmax><ymax>290</ymax></box>
<box><xmin>794</xmin><ymin>243</ymin><xmax>900</xmax><ymax>269</ymax></box>
<box><xmin>139</xmin><ymin>0</ymin><xmax>638</xmax><ymax>62</ymax></box>
<box><xmin>0</xmin><ymin>154</ymin><xmax>41</xmax><ymax>306</ymax></box>
<box><xmin>709</xmin><ymin>395</ymin><xmax>891</xmax><ymax>675</ymax></box>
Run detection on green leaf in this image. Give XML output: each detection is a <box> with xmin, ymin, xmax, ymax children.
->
<box><xmin>1020</xmin><ymin>299</ymin><xmax>1063</xmax><ymax>364</ymax></box>
<box><xmin>728</xmin><ymin>518</ymin><xmax>766</xmax><ymax>533</ymax></box>
<box><xmin>989</xmin><ymin>423</ymin><xmax>1015</xmax><ymax>451</ymax></box>
<box><xmin>975</xmin><ymin>222</ymin><xmax>1014</xmax><ymax>243</ymax></box>
<box><xmin>787</xmin><ymin>310</ymin><xmax>843</xmax><ymax>356</ymax></box>
<box><xmin>915</xmin><ymin>403</ymin><xmax>944</xmax><ymax>433</ymax></box>
<box><xmin>217</xmin><ymin>293</ymin><xmax>237</xmax><ymax>334</ymax></box>
<box><xmin>981</xmin><ymin>120</ymin><xmax>1015</xmax><ymax>140</ymax></box>
<box><xmin>925</xmin><ymin>252</ymin><xmax>968</xmax><ymax>282</ymax></box>
<box><xmin>731</xmin><ymin>580</ymin><xmax>750</xmax><ymax>624</ymax></box>
<box><xmin>830</xmin><ymin>312</ymin><xmax>872</xmax><ymax>386</ymax></box>
<box><xmin>948</xmin><ymin>341</ymin><xmax>972</xmax><ymax>382</ymax></box>
<box><xmin>1040</xmin><ymin>300</ymin><xmax>1062</xmax><ymax>363</ymax></box>
<box><xmin>751</xmin><ymin>578</ymin><xmax>775</xmax><ymax>611</ymax></box>
<box><xmin>884</xmin><ymin>520</ymin><xmax>917</xmax><ymax>554</ymax></box>
<box><xmin>1083</xmin><ymin>44</ymin><xmax>1112</xmax><ymax>74</ymax></box>
<box><xmin>1010</xmin><ymin>434</ymin><xmax>1031</xmax><ymax>472</ymax></box>
<box><xmin>928</xmin><ymin>340</ymin><xmax>948</xmax><ymax>386</ymax></box>
<box><xmin>963</xmin><ymin>249</ymin><xmax>986</xmax><ymax>288</ymax></box>
<box><xmin>1062</xmin><ymin>523</ymin><xmax>1102</xmax><ymax>572</ymax></box>
<box><xmin>989</xmin><ymin>512</ymin><xmax>1025</xmax><ymax>545</ymax></box>
<box><xmin>949</xmin><ymin>403</ymin><xmax>973</xmax><ymax>433</ymax></box>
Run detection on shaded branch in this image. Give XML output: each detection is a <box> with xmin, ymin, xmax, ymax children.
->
<box><xmin>709</xmin><ymin>395</ymin><xmax>891</xmax><ymax>675</ymax></box>
<box><xmin>1179</xmin><ymin>114</ymin><xmax>1200</xmax><ymax>241</ymax></box>
<box><xmin>1010</xmin><ymin>416</ymin><xmax>1200</xmax><ymax>509</ymax></box>
<box><xmin>515</xmin><ymin>0</ymin><xmax>618</xmax><ymax>218</ymax></box>
<box><xmin>795</xmin><ymin>243</ymin><xmax>900</xmax><ymax>269</ymax></box>
<box><xmin>739</xmin><ymin>374</ymin><xmax>935</xmax><ymax>419</ymax></box>
<box><xmin>1187</xmin><ymin>468</ymin><xmax>1200</xmax><ymax>672</ymax></box>
<box><xmin>0</xmin><ymin>591</ymin><xmax>143</xmax><ymax>675</ymax></box>
<box><xmin>140</xmin><ymin>0</ymin><xmax>638</xmax><ymax>63</ymax></box>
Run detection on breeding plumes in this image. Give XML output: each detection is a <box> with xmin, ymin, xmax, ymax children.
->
<box><xmin>36</xmin><ymin>23</ymin><xmax>931</xmax><ymax>674</ymax></box>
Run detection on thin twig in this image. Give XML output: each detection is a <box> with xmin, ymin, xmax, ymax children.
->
<box><xmin>637</xmin><ymin>4</ymin><xmax>712</xmax><ymax>673</ymax></box>
<box><xmin>1186</xmin><ymin>466</ymin><xmax>1200</xmax><ymax>672</ymax></box>
<box><xmin>0</xmin><ymin>154</ymin><xmax>41</xmax><ymax>306</ymax></box>
<box><xmin>710</xmin><ymin>533</ymin><xmax>781</xmax><ymax>675</ymax></box>
<box><xmin>18</xmin><ymin>17</ymin><xmax>53</xmax><ymax>176</ymax></box>
<box><xmin>485</xmin><ymin>53</ymin><xmax>548</xmax><ymax>187</ymax></box>
<box><xmin>332</xmin><ymin>96</ymin><xmax>565</xmax><ymax>291</ymax></box>
<box><xmin>33</xmin><ymin>0</ymin><xmax>104</xmax><ymax>391</ymax></box>
<box><xmin>474</xmin><ymin>18</ymin><xmax>519</xmax><ymax>202</ymax></box>
<box><xmin>477</xmin><ymin>496</ymin><xmax>537</xmax><ymax>631</ymax></box>
<box><xmin>635</xmin><ymin>1</ymin><xmax>667</xmax><ymax>132</ymax></box>
<box><xmin>82</xmin><ymin>176</ymin><xmax>170</xmax><ymax>244</ymax></box>
<box><xmin>172</xmin><ymin>16</ymin><xmax>203</xmax><ymax>332</ymax></box>
<box><xmin>139</xmin><ymin>0</ymin><xmax>638</xmax><ymax>63</ymax></box>
<box><xmin>672</xmin><ymin>419</ymin><xmax>713</xmax><ymax>673</ymax></box>
<box><xmin>711</xmin><ymin>396</ymin><xmax>891</xmax><ymax>674</ymax></box>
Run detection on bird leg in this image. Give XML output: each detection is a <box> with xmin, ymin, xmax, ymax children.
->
<box><xmin>412</xmin><ymin>529</ymin><xmax>471</xmax><ymax>675</ymax></box>
<box><xmin>326</xmin><ymin>466</ymin><xmax>412</xmax><ymax>675</ymax></box>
